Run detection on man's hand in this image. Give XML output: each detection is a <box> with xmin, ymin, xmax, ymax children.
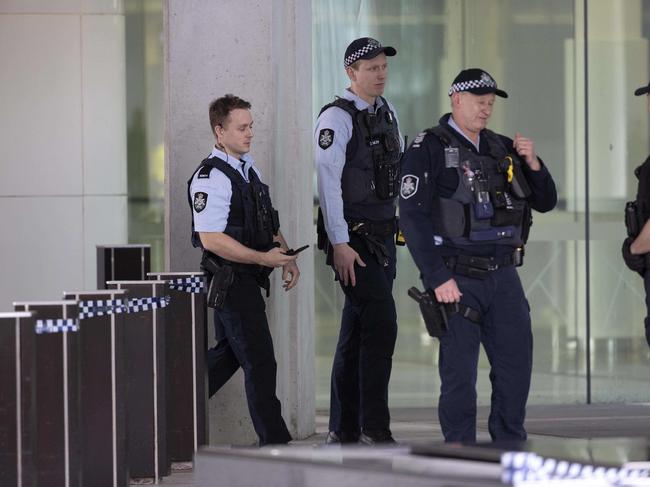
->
<box><xmin>513</xmin><ymin>131</ymin><xmax>541</xmax><ymax>171</ymax></box>
<box><xmin>622</xmin><ymin>237</ymin><xmax>646</xmax><ymax>275</ymax></box>
<box><xmin>434</xmin><ymin>278</ymin><xmax>463</xmax><ymax>303</ymax></box>
<box><xmin>333</xmin><ymin>243</ymin><xmax>366</xmax><ymax>287</ymax></box>
<box><xmin>259</xmin><ymin>246</ymin><xmax>297</xmax><ymax>268</ymax></box>
<box><xmin>282</xmin><ymin>260</ymin><xmax>300</xmax><ymax>291</ymax></box>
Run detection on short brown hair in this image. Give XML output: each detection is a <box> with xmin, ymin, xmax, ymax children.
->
<box><xmin>209</xmin><ymin>94</ymin><xmax>251</xmax><ymax>134</ymax></box>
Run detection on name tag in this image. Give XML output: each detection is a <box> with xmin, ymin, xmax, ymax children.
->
<box><xmin>444</xmin><ymin>147</ymin><xmax>459</xmax><ymax>168</ymax></box>
<box><xmin>368</xmin><ymin>137</ymin><xmax>381</xmax><ymax>147</ymax></box>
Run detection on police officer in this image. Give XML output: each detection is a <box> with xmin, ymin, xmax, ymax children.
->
<box><xmin>399</xmin><ymin>69</ymin><xmax>557</xmax><ymax>442</ymax></box>
<box><xmin>188</xmin><ymin>94</ymin><xmax>300</xmax><ymax>446</ymax></box>
<box><xmin>622</xmin><ymin>80</ymin><xmax>650</xmax><ymax>349</ymax></box>
<box><xmin>315</xmin><ymin>37</ymin><xmax>403</xmax><ymax>445</ymax></box>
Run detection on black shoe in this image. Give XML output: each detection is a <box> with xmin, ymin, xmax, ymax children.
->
<box><xmin>325</xmin><ymin>431</ymin><xmax>360</xmax><ymax>444</ymax></box>
<box><xmin>359</xmin><ymin>429</ymin><xmax>397</xmax><ymax>446</ymax></box>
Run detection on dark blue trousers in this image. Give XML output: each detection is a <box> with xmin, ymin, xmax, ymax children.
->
<box><xmin>207</xmin><ymin>274</ymin><xmax>291</xmax><ymax>446</ymax></box>
<box><xmin>329</xmin><ymin>234</ymin><xmax>397</xmax><ymax>433</ymax></box>
<box><xmin>438</xmin><ymin>265</ymin><xmax>532</xmax><ymax>443</ymax></box>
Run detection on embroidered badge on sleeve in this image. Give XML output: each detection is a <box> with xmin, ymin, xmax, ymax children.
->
<box><xmin>319</xmin><ymin>128</ymin><xmax>334</xmax><ymax>149</ymax></box>
<box><xmin>400</xmin><ymin>175</ymin><xmax>419</xmax><ymax>199</ymax></box>
<box><xmin>193</xmin><ymin>192</ymin><xmax>208</xmax><ymax>212</ymax></box>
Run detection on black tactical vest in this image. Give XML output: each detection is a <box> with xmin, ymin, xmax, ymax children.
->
<box><xmin>429</xmin><ymin>125</ymin><xmax>532</xmax><ymax>248</ymax></box>
<box><xmin>187</xmin><ymin>156</ymin><xmax>280</xmax><ymax>258</ymax></box>
<box><xmin>319</xmin><ymin>96</ymin><xmax>402</xmax><ymax>222</ymax></box>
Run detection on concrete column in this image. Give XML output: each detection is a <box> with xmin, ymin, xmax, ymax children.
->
<box><xmin>0</xmin><ymin>1</ymin><xmax>127</xmax><ymax>308</ymax></box>
<box><xmin>165</xmin><ymin>0</ymin><xmax>314</xmax><ymax>444</ymax></box>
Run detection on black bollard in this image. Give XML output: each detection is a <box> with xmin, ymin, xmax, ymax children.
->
<box><xmin>148</xmin><ymin>272</ymin><xmax>208</xmax><ymax>467</ymax></box>
<box><xmin>62</xmin><ymin>289</ymin><xmax>129</xmax><ymax>487</ymax></box>
<box><xmin>12</xmin><ymin>300</ymin><xmax>81</xmax><ymax>487</ymax></box>
<box><xmin>105</xmin><ymin>280</ymin><xmax>169</xmax><ymax>482</ymax></box>
<box><xmin>0</xmin><ymin>311</ymin><xmax>37</xmax><ymax>487</ymax></box>
<box><xmin>96</xmin><ymin>245</ymin><xmax>151</xmax><ymax>289</ymax></box>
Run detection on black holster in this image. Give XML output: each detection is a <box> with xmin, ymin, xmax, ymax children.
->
<box><xmin>408</xmin><ymin>287</ymin><xmax>448</xmax><ymax>338</ymax></box>
<box><xmin>200</xmin><ymin>253</ymin><xmax>234</xmax><ymax>310</ymax></box>
<box><xmin>348</xmin><ymin>220</ymin><xmax>393</xmax><ymax>267</ymax></box>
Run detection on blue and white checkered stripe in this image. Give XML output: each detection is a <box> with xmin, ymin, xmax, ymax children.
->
<box><xmin>126</xmin><ymin>295</ymin><xmax>170</xmax><ymax>313</ymax></box>
<box><xmin>168</xmin><ymin>276</ymin><xmax>206</xmax><ymax>294</ymax></box>
<box><xmin>501</xmin><ymin>451</ymin><xmax>650</xmax><ymax>485</ymax></box>
<box><xmin>344</xmin><ymin>40</ymin><xmax>382</xmax><ymax>67</ymax></box>
<box><xmin>448</xmin><ymin>76</ymin><xmax>498</xmax><ymax>96</ymax></box>
<box><xmin>35</xmin><ymin>318</ymin><xmax>79</xmax><ymax>334</ymax></box>
<box><xmin>79</xmin><ymin>299</ymin><xmax>127</xmax><ymax>319</ymax></box>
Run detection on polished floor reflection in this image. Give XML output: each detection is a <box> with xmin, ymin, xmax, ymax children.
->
<box><xmin>164</xmin><ymin>404</ymin><xmax>650</xmax><ymax>486</ymax></box>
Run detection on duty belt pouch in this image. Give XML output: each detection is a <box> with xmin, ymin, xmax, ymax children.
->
<box><xmin>625</xmin><ymin>201</ymin><xmax>641</xmax><ymax>237</ymax></box>
<box><xmin>316</xmin><ymin>208</ymin><xmax>334</xmax><ymax>266</ymax></box>
<box><xmin>200</xmin><ymin>254</ymin><xmax>234</xmax><ymax>309</ymax></box>
<box><xmin>373</xmin><ymin>157</ymin><xmax>400</xmax><ymax>200</ymax></box>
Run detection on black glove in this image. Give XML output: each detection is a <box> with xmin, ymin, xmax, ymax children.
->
<box><xmin>645</xmin><ymin>323</ymin><xmax>650</xmax><ymax>348</ymax></box>
<box><xmin>621</xmin><ymin>237</ymin><xmax>646</xmax><ymax>275</ymax></box>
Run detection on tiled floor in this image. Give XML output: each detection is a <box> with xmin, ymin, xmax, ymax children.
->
<box><xmin>161</xmin><ymin>403</ymin><xmax>650</xmax><ymax>486</ymax></box>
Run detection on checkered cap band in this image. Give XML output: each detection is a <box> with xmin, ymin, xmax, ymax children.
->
<box><xmin>344</xmin><ymin>40</ymin><xmax>383</xmax><ymax>67</ymax></box>
<box><xmin>126</xmin><ymin>295</ymin><xmax>170</xmax><ymax>314</ymax></box>
<box><xmin>501</xmin><ymin>451</ymin><xmax>650</xmax><ymax>485</ymax></box>
<box><xmin>35</xmin><ymin>318</ymin><xmax>79</xmax><ymax>334</ymax></box>
<box><xmin>168</xmin><ymin>276</ymin><xmax>206</xmax><ymax>294</ymax></box>
<box><xmin>79</xmin><ymin>299</ymin><xmax>126</xmax><ymax>319</ymax></box>
<box><xmin>448</xmin><ymin>76</ymin><xmax>498</xmax><ymax>96</ymax></box>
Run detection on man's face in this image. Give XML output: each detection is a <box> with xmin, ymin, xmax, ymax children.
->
<box><xmin>452</xmin><ymin>92</ymin><xmax>495</xmax><ymax>136</ymax></box>
<box><xmin>215</xmin><ymin>108</ymin><xmax>253</xmax><ymax>157</ymax></box>
<box><xmin>347</xmin><ymin>53</ymin><xmax>389</xmax><ymax>100</ymax></box>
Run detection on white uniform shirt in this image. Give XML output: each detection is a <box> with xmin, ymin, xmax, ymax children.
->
<box><xmin>189</xmin><ymin>146</ymin><xmax>262</xmax><ymax>233</ymax></box>
<box><xmin>314</xmin><ymin>89</ymin><xmax>402</xmax><ymax>244</ymax></box>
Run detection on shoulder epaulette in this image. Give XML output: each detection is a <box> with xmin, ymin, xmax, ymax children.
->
<box><xmin>197</xmin><ymin>164</ymin><xmax>213</xmax><ymax>179</ymax></box>
<box><xmin>427</xmin><ymin>125</ymin><xmax>453</xmax><ymax>146</ymax></box>
<box><xmin>199</xmin><ymin>157</ymin><xmax>248</xmax><ymax>189</ymax></box>
<box><xmin>319</xmin><ymin>97</ymin><xmax>358</xmax><ymax>118</ymax></box>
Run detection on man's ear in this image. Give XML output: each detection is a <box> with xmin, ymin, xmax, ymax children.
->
<box><xmin>345</xmin><ymin>66</ymin><xmax>356</xmax><ymax>82</ymax></box>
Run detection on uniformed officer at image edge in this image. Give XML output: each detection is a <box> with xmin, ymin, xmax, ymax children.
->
<box><xmin>315</xmin><ymin>37</ymin><xmax>403</xmax><ymax>445</ymax></box>
<box><xmin>622</xmin><ymin>79</ymin><xmax>650</xmax><ymax>349</ymax></box>
<box><xmin>399</xmin><ymin>68</ymin><xmax>557</xmax><ymax>442</ymax></box>
<box><xmin>188</xmin><ymin>94</ymin><xmax>301</xmax><ymax>446</ymax></box>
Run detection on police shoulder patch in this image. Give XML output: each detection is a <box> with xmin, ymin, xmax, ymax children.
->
<box><xmin>318</xmin><ymin>128</ymin><xmax>334</xmax><ymax>149</ymax></box>
<box><xmin>411</xmin><ymin>131</ymin><xmax>427</xmax><ymax>148</ymax></box>
<box><xmin>400</xmin><ymin>174</ymin><xmax>419</xmax><ymax>199</ymax></box>
<box><xmin>193</xmin><ymin>192</ymin><xmax>208</xmax><ymax>212</ymax></box>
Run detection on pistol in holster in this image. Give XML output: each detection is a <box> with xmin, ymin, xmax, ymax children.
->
<box><xmin>200</xmin><ymin>253</ymin><xmax>234</xmax><ymax>310</ymax></box>
<box><xmin>408</xmin><ymin>287</ymin><xmax>449</xmax><ymax>338</ymax></box>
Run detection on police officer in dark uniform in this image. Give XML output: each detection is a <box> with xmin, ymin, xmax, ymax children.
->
<box><xmin>622</xmin><ymin>79</ymin><xmax>650</xmax><ymax>349</ymax></box>
<box><xmin>399</xmin><ymin>69</ymin><xmax>557</xmax><ymax>442</ymax></box>
<box><xmin>188</xmin><ymin>94</ymin><xmax>301</xmax><ymax>446</ymax></box>
<box><xmin>315</xmin><ymin>37</ymin><xmax>403</xmax><ymax>445</ymax></box>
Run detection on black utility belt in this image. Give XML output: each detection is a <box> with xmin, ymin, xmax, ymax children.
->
<box><xmin>443</xmin><ymin>248</ymin><xmax>524</xmax><ymax>280</ymax></box>
<box><xmin>348</xmin><ymin>218</ymin><xmax>397</xmax><ymax>237</ymax></box>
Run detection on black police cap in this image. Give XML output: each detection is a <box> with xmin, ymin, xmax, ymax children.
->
<box><xmin>634</xmin><ymin>80</ymin><xmax>650</xmax><ymax>96</ymax></box>
<box><xmin>448</xmin><ymin>68</ymin><xmax>508</xmax><ymax>98</ymax></box>
<box><xmin>344</xmin><ymin>37</ymin><xmax>396</xmax><ymax>68</ymax></box>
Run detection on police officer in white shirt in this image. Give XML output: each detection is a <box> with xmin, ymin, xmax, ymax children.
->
<box><xmin>188</xmin><ymin>94</ymin><xmax>300</xmax><ymax>446</ymax></box>
<box><xmin>315</xmin><ymin>37</ymin><xmax>403</xmax><ymax>445</ymax></box>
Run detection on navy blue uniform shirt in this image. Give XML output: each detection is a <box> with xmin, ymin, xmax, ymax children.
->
<box><xmin>399</xmin><ymin>113</ymin><xmax>557</xmax><ymax>291</ymax></box>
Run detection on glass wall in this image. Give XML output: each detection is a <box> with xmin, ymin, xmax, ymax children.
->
<box><xmin>125</xmin><ymin>0</ymin><xmax>165</xmax><ymax>271</ymax></box>
<box><xmin>313</xmin><ymin>0</ymin><xmax>650</xmax><ymax>409</ymax></box>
